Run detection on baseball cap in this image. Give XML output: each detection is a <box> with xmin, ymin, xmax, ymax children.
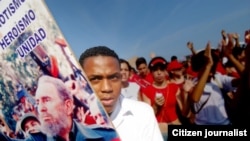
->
<box><xmin>167</xmin><ymin>60</ymin><xmax>183</xmax><ymax>71</ymax></box>
<box><xmin>20</xmin><ymin>113</ymin><xmax>39</xmax><ymax>132</ymax></box>
<box><xmin>148</xmin><ymin>56</ymin><xmax>168</xmax><ymax>71</ymax></box>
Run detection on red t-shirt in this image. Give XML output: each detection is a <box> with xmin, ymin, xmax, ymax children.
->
<box><xmin>130</xmin><ymin>74</ymin><xmax>152</xmax><ymax>89</ymax></box>
<box><xmin>143</xmin><ymin>83</ymin><xmax>179</xmax><ymax>123</ymax></box>
<box><xmin>143</xmin><ymin>73</ymin><xmax>154</xmax><ymax>84</ymax></box>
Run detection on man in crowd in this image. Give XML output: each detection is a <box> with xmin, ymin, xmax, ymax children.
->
<box><xmin>135</xmin><ymin>57</ymin><xmax>154</xmax><ymax>86</ymax></box>
<box><xmin>79</xmin><ymin>46</ymin><xmax>163</xmax><ymax>141</ymax></box>
<box><xmin>19</xmin><ymin>113</ymin><xmax>47</xmax><ymax>141</ymax></box>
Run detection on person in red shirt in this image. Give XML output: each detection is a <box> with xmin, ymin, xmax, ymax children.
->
<box><xmin>167</xmin><ymin>60</ymin><xmax>185</xmax><ymax>87</ymax></box>
<box><xmin>141</xmin><ymin>56</ymin><xmax>183</xmax><ymax>138</ymax></box>
<box><xmin>134</xmin><ymin>57</ymin><xmax>154</xmax><ymax>99</ymax></box>
<box><xmin>135</xmin><ymin>57</ymin><xmax>154</xmax><ymax>85</ymax></box>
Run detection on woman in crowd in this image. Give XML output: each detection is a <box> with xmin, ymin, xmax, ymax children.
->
<box><xmin>141</xmin><ymin>56</ymin><xmax>185</xmax><ymax>140</ymax></box>
<box><xmin>119</xmin><ymin>59</ymin><xmax>141</xmax><ymax>101</ymax></box>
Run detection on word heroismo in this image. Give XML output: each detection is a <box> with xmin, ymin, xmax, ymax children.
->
<box><xmin>172</xmin><ymin>128</ymin><xmax>247</xmax><ymax>138</ymax></box>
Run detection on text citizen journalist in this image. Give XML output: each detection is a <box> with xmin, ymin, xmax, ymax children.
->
<box><xmin>172</xmin><ymin>128</ymin><xmax>247</xmax><ymax>138</ymax></box>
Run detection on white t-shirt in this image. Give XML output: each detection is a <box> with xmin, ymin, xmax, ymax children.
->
<box><xmin>194</xmin><ymin>73</ymin><xmax>235</xmax><ymax>125</ymax></box>
<box><xmin>110</xmin><ymin>96</ymin><xmax>163</xmax><ymax>141</ymax></box>
<box><xmin>121</xmin><ymin>82</ymin><xmax>140</xmax><ymax>101</ymax></box>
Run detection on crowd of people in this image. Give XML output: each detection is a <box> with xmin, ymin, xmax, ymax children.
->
<box><xmin>83</xmin><ymin>29</ymin><xmax>249</xmax><ymax>140</ymax></box>
<box><xmin>1</xmin><ymin>29</ymin><xmax>249</xmax><ymax>141</ymax></box>
<box><xmin>79</xmin><ymin>29</ymin><xmax>250</xmax><ymax>140</ymax></box>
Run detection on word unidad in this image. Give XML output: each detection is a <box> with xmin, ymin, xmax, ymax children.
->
<box><xmin>172</xmin><ymin>128</ymin><xmax>247</xmax><ymax>138</ymax></box>
<box><xmin>16</xmin><ymin>28</ymin><xmax>46</xmax><ymax>58</ymax></box>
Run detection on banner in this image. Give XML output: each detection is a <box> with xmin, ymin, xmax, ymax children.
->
<box><xmin>0</xmin><ymin>0</ymin><xmax>120</xmax><ymax>140</ymax></box>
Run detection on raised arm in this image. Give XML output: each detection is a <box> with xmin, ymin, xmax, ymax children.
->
<box><xmin>187</xmin><ymin>41</ymin><xmax>197</xmax><ymax>55</ymax></box>
<box><xmin>222</xmin><ymin>33</ymin><xmax>244</xmax><ymax>74</ymax></box>
<box><xmin>190</xmin><ymin>42</ymin><xmax>213</xmax><ymax>102</ymax></box>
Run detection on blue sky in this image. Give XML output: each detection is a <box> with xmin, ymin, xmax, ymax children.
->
<box><xmin>44</xmin><ymin>0</ymin><xmax>250</xmax><ymax>63</ymax></box>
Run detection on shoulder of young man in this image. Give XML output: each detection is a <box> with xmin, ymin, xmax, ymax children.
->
<box><xmin>121</xmin><ymin>96</ymin><xmax>155</xmax><ymax>115</ymax></box>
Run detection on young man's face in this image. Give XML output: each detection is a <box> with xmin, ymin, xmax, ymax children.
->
<box><xmin>152</xmin><ymin>68</ymin><xmax>166</xmax><ymax>83</ymax></box>
<box><xmin>137</xmin><ymin>63</ymin><xmax>148</xmax><ymax>77</ymax></box>
<box><xmin>24</xmin><ymin>118</ymin><xmax>40</xmax><ymax>134</ymax></box>
<box><xmin>82</xmin><ymin>56</ymin><xmax>122</xmax><ymax>114</ymax></box>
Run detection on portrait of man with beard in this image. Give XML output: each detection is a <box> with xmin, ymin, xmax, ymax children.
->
<box><xmin>35</xmin><ymin>75</ymin><xmax>120</xmax><ymax>141</ymax></box>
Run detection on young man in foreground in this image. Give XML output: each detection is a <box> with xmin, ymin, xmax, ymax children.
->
<box><xmin>79</xmin><ymin>46</ymin><xmax>164</xmax><ymax>141</ymax></box>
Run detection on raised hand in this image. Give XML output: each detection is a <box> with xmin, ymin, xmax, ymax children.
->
<box><xmin>187</xmin><ymin>41</ymin><xmax>194</xmax><ymax>50</ymax></box>
<box><xmin>222</xmin><ymin>33</ymin><xmax>234</xmax><ymax>57</ymax></box>
<box><xmin>204</xmin><ymin>42</ymin><xmax>213</xmax><ymax>67</ymax></box>
<box><xmin>182</xmin><ymin>78</ymin><xmax>195</xmax><ymax>93</ymax></box>
<box><xmin>187</xmin><ymin>41</ymin><xmax>196</xmax><ymax>55</ymax></box>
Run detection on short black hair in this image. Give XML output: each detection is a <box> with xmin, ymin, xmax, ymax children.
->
<box><xmin>79</xmin><ymin>46</ymin><xmax>119</xmax><ymax>67</ymax></box>
<box><xmin>232</xmin><ymin>47</ymin><xmax>245</xmax><ymax>59</ymax></box>
<box><xmin>191</xmin><ymin>49</ymin><xmax>219</xmax><ymax>74</ymax></box>
<box><xmin>20</xmin><ymin>113</ymin><xmax>40</xmax><ymax>131</ymax></box>
<box><xmin>148</xmin><ymin>56</ymin><xmax>168</xmax><ymax>71</ymax></box>
<box><xmin>135</xmin><ymin>57</ymin><xmax>147</xmax><ymax>68</ymax></box>
<box><xmin>171</xmin><ymin>55</ymin><xmax>177</xmax><ymax>61</ymax></box>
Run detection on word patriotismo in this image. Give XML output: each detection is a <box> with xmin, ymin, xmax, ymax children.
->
<box><xmin>0</xmin><ymin>0</ymin><xmax>26</xmax><ymax>27</ymax></box>
<box><xmin>0</xmin><ymin>9</ymin><xmax>35</xmax><ymax>50</ymax></box>
<box><xmin>171</xmin><ymin>128</ymin><xmax>247</xmax><ymax>138</ymax></box>
<box><xmin>16</xmin><ymin>28</ymin><xmax>46</xmax><ymax>58</ymax></box>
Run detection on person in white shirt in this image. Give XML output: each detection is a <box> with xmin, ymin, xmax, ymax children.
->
<box><xmin>79</xmin><ymin>46</ymin><xmax>164</xmax><ymax>141</ymax></box>
<box><xmin>189</xmin><ymin>37</ymin><xmax>240</xmax><ymax>125</ymax></box>
<box><xmin>119</xmin><ymin>58</ymin><xmax>141</xmax><ymax>101</ymax></box>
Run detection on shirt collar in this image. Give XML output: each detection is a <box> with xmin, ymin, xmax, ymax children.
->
<box><xmin>110</xmin><ymin>95</ymin><xmax>134</xmax><ymax>121</ymax></box>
